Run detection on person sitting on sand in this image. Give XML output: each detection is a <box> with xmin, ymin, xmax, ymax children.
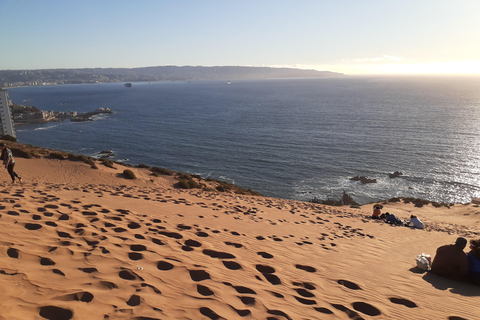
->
<box><xmin>467</xmin><ymin>239</ymin><xmax>480</xmax><ymax>285</ymax></box>
<box><xmin>430</xmin><ymin>237</ymin><xmax>468</xmax><ymax>282</ymax></box>
<box><xmin>372</xmin><ymin>205</ymin><xmax>382</xmax><ymax>219</ymax></box>
<box><xmin>384</xmin><ymin>212</ymin><xmax>402</xmax><ymax>225</ymax></box>
<box><xmin>0</xmin><ymin>143</ymin><xmax>22</xmax><ymax>184</ymax></box>
<box><xmin>409</xmin><ymin>215</ymin><xmax>424</xmax><ymax>229</ymax></box>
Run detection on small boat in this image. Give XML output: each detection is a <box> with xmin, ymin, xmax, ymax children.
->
<box><xmin>124</xmin><ymin>83</ymin><xmax>132</xmax><ymax>87</ymax></box>
<box><xmin>226</xmin><ymin>80</ymin><xmax>231</xmax><ymax>85</ymax></box>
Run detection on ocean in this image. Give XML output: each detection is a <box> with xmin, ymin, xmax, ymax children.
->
<box><xmin>7</xmin><ymin>75</ymin><xmax>480</xmax><ymax>205</ymax></box>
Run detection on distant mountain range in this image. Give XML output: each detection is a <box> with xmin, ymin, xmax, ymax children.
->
<box><xmin>0</xmin><ymin>66</ymin><xmax>343</xmax><ymax>87</ymax></box>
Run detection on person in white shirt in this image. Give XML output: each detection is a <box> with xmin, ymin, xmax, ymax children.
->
<box><xmin>409</xmin><ymin>215</ymin><xmax>424</xmax><ymax>229</ymax></box>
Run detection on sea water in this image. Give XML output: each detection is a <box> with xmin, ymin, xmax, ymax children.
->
<box><xmin>8</xmin><ymin>75</ymin><xmax>480</xmax><ymax>204</ymax></box>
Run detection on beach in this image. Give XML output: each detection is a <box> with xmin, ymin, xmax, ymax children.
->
<box><xmin>0</xmin><ymin>147</ymin><xmax>479</xmax><ymax>320</ymax></box>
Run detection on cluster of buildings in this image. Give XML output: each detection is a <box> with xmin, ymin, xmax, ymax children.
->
<box><xmin>0</xmin><ymin>89</ymin><xmax>16</xmax><ymax>138</ymax></box>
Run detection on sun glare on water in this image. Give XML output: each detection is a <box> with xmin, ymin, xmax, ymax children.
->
<box><xmin>376</xmin><ymin>60</ymin><xmax>480</xmax><ymax>75</ymax></box>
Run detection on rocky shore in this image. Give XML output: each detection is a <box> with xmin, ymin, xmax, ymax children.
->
<box><xmin>11</xmin><ymin>103</ymin><xmax>113</xmax><ymax>124</ymax></box>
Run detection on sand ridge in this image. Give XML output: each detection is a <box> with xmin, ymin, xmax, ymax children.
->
<box><xmin>0</xmin><ymin>157</ymin><xmax>479</xmax><ymax>319</ymax></box>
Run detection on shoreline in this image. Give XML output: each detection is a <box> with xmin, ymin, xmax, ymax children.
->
<box><xmin>4</xmin><ymin>139</ymin><xmax>477</xmax><ymax>207</ymax></box>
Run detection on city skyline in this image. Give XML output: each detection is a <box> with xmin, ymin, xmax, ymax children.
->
<box><xmin>1</xmin><ymin>0</ymin><xmax>479</xmax><ymax>75</ymax></box>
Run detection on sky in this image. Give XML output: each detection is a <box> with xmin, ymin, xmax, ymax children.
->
<box><xmin>1</xmin><ymin>0</ymin><xmax>479</xmax><ymax>75</ymax></box>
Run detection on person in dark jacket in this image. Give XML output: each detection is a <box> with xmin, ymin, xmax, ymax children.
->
<box><xmin>430</xmin><ymin>237</ymin><xmax>468</xmax><ymax>282</ymax></box>
<box><xmin>0</xmin><ymin>143</ymin><xmax>22</xmax><ymax>184</ymax></box>
<box><xmin>467</xmin><ymin>239</ymin><xmax>480</xmax><ymax>285</ymax></box>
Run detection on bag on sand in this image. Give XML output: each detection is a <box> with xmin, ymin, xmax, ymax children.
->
<box><xmin>415</xmin><ymin>253</ymin><xmax>431</xmax><ymax>271</ymax></box>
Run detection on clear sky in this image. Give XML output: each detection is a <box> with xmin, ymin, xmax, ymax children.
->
<box><xmin>1</xmin><ymin>0</ymin><xmax>479</xmax><ymax>75</ymax></box>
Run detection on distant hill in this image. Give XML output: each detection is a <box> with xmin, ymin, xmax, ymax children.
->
<box><xmin>0</xmin><ymin>66</ymin><xmax>343</xmax><ymax>87</ymax></box>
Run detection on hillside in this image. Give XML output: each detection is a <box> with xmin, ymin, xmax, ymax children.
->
<box><xmin>0</xmin><ymin>66</ymin><xmax>343</xmax><ymax>87</ymax></box>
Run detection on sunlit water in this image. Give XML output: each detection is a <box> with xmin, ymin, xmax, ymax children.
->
<box><xmin>8</xmin><ymin>75</ymin><xmax>480</xmax><ymax>204</ymax></box>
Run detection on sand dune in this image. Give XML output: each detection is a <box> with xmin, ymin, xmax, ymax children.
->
<box><xmin>0</xmin><ymin>156</ymin><xmax>479</xmax><ymax>320</ymax></box>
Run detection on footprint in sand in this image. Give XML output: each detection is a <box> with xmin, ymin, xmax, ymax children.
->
<box><xmin>293</xmin><ymin>282</ymin><xmax>316</xmax><ymax>290</ymax></box>
<box><xmin>25</xmin><ymin>223</ymin><xmax>42</xmax><ymax>230</ymax></box>
<box><xmin>331</xmin><ymin>304</ymin><xmax>364</xmax><ymax>320</ymax></box>
<box><xmin>315</xmin><ymin>307</ymin><xmax>334</xmax><ymax>314</ymax></box>
<box><xmin>199</xmin><ymin>307</ymin><xmax>221</xmax><ymax>320</ymax></box>
<box><xmin>230</xmin><ymin>306</ymin><xmax>251</xmax><ymax>317</ymax></box>
<box><xmin>337</xmin><ymin>279</ymin><xmax>362</xmax><ymax>290</ymax></box>
<box><xmin>39</xmin><ymin>306</ymin><xmax>73</xmax><ymax>320</ymax></box>
<box><xmin>389</xmin><ymin>297</ymin><xmax>418</xmax><ymax>308</ymax></box>
<box><xmin>267</xmin><ymin>309</ymin><xmax>292</xmax><ymax>320</ymax></box>
<box><xmin>203</xmin><ymin>249</ymin><xmax>235</xmax><ymax>259</ymax></box>
<box><xmin>352</xmin><ymin>301</ymin><xmax>381</xmax><ymax>316</ymax></box>
<box><xmin>295</xmin><ymin>288</ymin><xmax>315</xmax><ymax>298</ymax></box>
<box><xmin>222</xmin><ymin>261</ymin><xmax>242</xmax><ymax>270</ymax></box>
<box><xmin>294</xmin><ymin>295</ymin><xmax>317</xmax><ymax>305</ymax></box>
<box><xmin>40</xmin><ymin>257</ymin><xmax>55</xmax><ymax>266</ymax></box>
<box><xmin>128</xmin><ymin>252</ymin><xmax>143</xmax><ymax>260</ymax></box>
<box><xmin>53</xmin><ymin>269</ymin><xmax>65</xmax><ymax>276</ymax></box>
<box><xmin>239</xmin><ymin>296</ymin><xmax>256</xmax><ymax>305</ymax></box>
<box><xmin>64</xmin><ymin>292</ymin><xmax>94</xmax><ymax>303</ymax></box>
<box><xmin>79</xmin><ymin>268</ymin><xmax>98</xmax><ymax>273</ymax></box>
<box><xmin>130</xmin><ymin>244</ymin><xmax>147</xmax><ymax>251</ymax></box>
<box><xmin>185</xmin><ymin>239</ymin><xmax>202</xmax><ymax>247</ymax></box>
<box><xmin>256</xmin><ymin>265</ymin><xmax>281</xmax><ymax>285</ymax></box>
<box><xmin>257</xmin><ymin>251</ymin><xmax>274</xmax><ymax>259</ymax></box>
<box><xmin>119</xmin><ymin>269</ymin><xmax>144</xmax><ymax>281</ymax></box>
<box><xmin>158</xmin><ymin>231</ymin><xmax>183</xmax><ymax>239</ymax></box>
<box><xmin>225</xmin><ymin>241</ymin><xmax>242</xmax><ymax>248</ymax></box>
<box><xmin>233</xmin><ymin>285</ymin><xmax>256</xmax><ymax>294</ymax></box>
<box><xmin>196</xmin><ymin>231</ymin><xmax>209</xmax><ymax>237</ymax></box>
<box><xmin>197</xmin><ymin>284</ymin><xmax>214</xmax><ymax>296</ymax></box>
<box><xmin>189</xmin><ymin>269</ymin><xmax>211</xmax><ymax>282</ymax></box>
<box><xmin>7</xmin><ymin>248</ymin><xmax>19</xmax><ymax>258</ymax></box>
<box><xmin>157</xmin><ymin>261</ymin><xmax>174</xmax><ymax>271</ymax></box>
<box><xmin>126</xmin><ymin>294</ymin><xmax>141</xmax><ymax>306</ymax></box>
<box><xmin>295</xmin><ymin>264</ymin><xmax>316</xmax><ymax>273</ymax></box>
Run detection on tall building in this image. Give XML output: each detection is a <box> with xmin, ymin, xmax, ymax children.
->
<box><xmin>0</xmin><ymin>89</ymin><xmax>16</xmax><ymax>138</ymax></box>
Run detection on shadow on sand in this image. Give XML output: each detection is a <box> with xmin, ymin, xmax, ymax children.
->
<box><xmin>422</xmin><ymin>271</ymin><xmax>480</xmax><ymax>297</ymax></box>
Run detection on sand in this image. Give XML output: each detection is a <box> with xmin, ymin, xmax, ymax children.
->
<box><xmin>0</xmin><ymin>155</ymin><xmax>479</xmax><ymax>320</ymax></box>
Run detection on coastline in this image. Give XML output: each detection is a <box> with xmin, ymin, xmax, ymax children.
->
<box><xmin>0</xmin><ymin>140</ymin><xmax>479</xmax><ymax>319</ymax></box>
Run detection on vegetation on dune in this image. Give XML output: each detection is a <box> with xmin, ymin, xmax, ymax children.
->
<box><xmin>0</xmin><ymin>135</ymin><xmax>17</xmax><ymax>142</ymax></box>
<box><xmin>150</xmin><ymin>166</ymin><xmax>174</xmax><ymax>176</ymax></box>
<box><xmin>0</xmin><ymin>140</ymin><xmax>263</xmax><ymax>197</ymax></box>
<box><xmin>100</xmin><ymin>158</ymin><xmax>115</xmax><ymax>168</ymax></box>
<box><xmin>388</xmin><ymin>197</ymin><xmax>452</xmax><ymax>208</ymax></box>
<box><xmin>122</xmin><ymin>169</ymin><xmax>136</xmax><ymax>179</ymax></box>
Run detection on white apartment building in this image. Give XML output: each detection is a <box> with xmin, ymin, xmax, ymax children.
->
<box><xmin>0</xmin><ymin>89</ymin><xmax>16</xmax><ymax>138</ymax></box>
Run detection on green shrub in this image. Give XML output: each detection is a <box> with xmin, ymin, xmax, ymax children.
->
<box><xmin>135</xmin><ymin>163</ymin><xmax>150</xmax><ymax>169</ymax></box>
<box><xmin>123</xmin><ymin>169</ymin><xmax>136</xmax><ymax>179</ymax></box>
<box><xmin>100</xmin><ymin>158</ymin><xmax>115</xmax><ymax>168</ymax></box>
<box><xmin>177</xmin><ymin>179</ymin><xmax>200</xmax><ymax>189</ymax></box>
<box><xmin>50</xmin><ymin>152</ymin><xmax>66</xmax><ymax>160</ymax></box>
<box><xmin>216</xmin><ymin>185</ymin><xmax>227</xmax><ymax>192</ymax></box>
<box><xmin>67</xmin><ymin>153</ymin><xmax>95</xmax><ymax>166</ymax></box>
<box><xmin>178</xmin><ymin>179</ymin><xmax>190</xmax><ymax>189</ymax></box>
<box><xmin>11</xmin><ymin>148</ymin><xmax>35</xmax><ymax>159</ymax></box>
<box><xmin>0</xmin><ymin>135</ymin><xmax>17</xmax><ymax>142</ymax></box>
<box><xmin>151</xmin><ymin>167</ymin><xmax>174</xmax><ymax>175</ymax></box>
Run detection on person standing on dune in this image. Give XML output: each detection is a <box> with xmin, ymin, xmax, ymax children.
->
<box><xmin>0</xmin><ymin>143</ymin><xmax>22</xmax><ymax>184</ymax></box>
